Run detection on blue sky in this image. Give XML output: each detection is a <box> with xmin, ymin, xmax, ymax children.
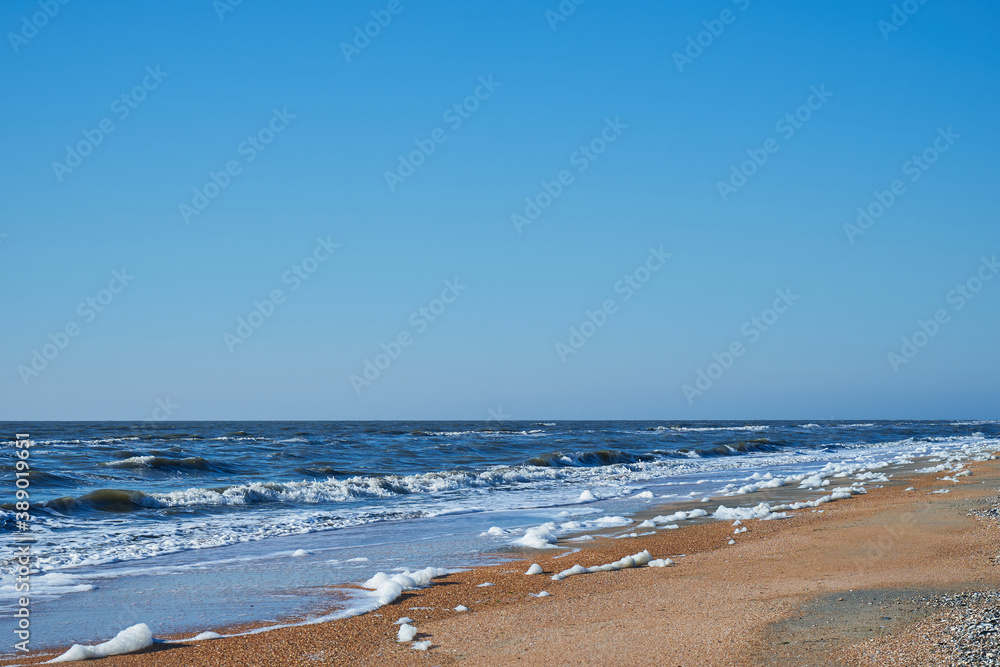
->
<box><xmin>1</xmin><ymin>0</ymin><xmax>997</xmax><ymax>420</ymax></box>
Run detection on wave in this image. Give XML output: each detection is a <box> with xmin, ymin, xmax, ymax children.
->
<box><xmin>650</xmin><ymin>425</ymin><xmax>770</xmax><ymax>433</ymax></box>
<box><xmin>30</xmin><ymin>463</ymin><xmax>605</xmax><ymax>512</ymax></box>
<box><xmin>0</xmin><ymin>468</ymin><xmax>80</xmax><ymax>488</ymax></box>
<box><xmin>41</xmin><ymin>489</ymin><xmax>161</xmax><ymax>513</ymax></box>
<box><xmin>426</xmin><ymin>429</ymin><xmax>545</xmax><ymax>437</ymax></box>
<box><xmin>528</xmin><ymin>450</ymin><xmax>656</xmax><ymax>467</ymax></box>
<box><xmin>99</xmin><ymin>456</ymin><xmax>229</xmax><ymax>472</ymax></box>
<box><xmin>696</xmin><ymin>439</ymin><xmax>788</xmax><ymax>457</ymax></box>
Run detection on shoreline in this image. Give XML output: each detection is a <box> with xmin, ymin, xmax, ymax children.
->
<box><xmin>6</xmin><ymin>452</ymin><xmax>1000</xmax><ymax>666</ymax></box>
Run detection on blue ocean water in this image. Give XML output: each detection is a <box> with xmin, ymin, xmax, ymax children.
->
<box><xmin>2</xmin><ymin>420</ymin><xmax>998</xmax><ymax>651</ymax></box>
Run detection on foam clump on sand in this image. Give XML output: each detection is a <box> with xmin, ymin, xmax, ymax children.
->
<box><xmin>713</xmin><ymin>503</ymin><xmax>786</xmax><ymax>521</ymax></box>
<box><xmin>48</xmin><ymin>623</ymin><xmax>153</xmax><ymax>663</ymax></box>
<box><xmin>363</xmin><ymin>567</ymin><xmax>450</xmax><ymax>606</ymax></box>
<box><xmin>648</xmin><ymin>558</ymin><xmax>675</xmax><ymax>567</ymax></box>
<box><xmin>397</xmin><ymin>624</ymin><xmax>418</xmax><ymax>642</ymax></box>
<box><xmin>454</xmin><ymin>605</ymin><xmax>468</xmax><ymax>612</ymax></box>
<box><xmin>515</xmin><ymin>516</ymin><xmax>632</xmax><ymax>549</ymax></box>
<box><xmin>477</xmin><ymin>582</ymin><xmax>494</xmax><ymax>587</ymax></box>
<box><xmin>650</xmin><ymin>509</ymin><xmax>708</xmax><ymax>524</ymax></box>
<box><xmin>551</xmin><ymin>550</ymin><xmax>653</xmax><ymax>581</ymax></box>
<box><xmin>412</xmin><ymin>640</ymin><xmax>431</xmax><ymax>650</ymax></box>
<box><xmin>719</xmin><ymin>463</ymin><xmax>892</xmax><ymax>498</ymax></box>
<box><xmin>393</xmin><ymin>617</ymin><xmax>413</xmax><ymax>625</ymax></box>
<box><xmin>189</xmin><ymin>631</ymin><xmax>222</xmax><ymax>641</ymax></box>
<box><xmin>515</xmin><ymin>524</ymin><xmax>559</xmax><ymax>549</ymax></box>
<box><xmin>531</xmin><ymin>591</ymin><xmax>551</xmax><ymax>597</ymax></box>
<box><xmin>714</xmin><ymin>482</ymin><xmax>870</xmax><ymax>521</ymax></box>
<box><xmin>525</xmin><ymin>563</ymin><xmax>544</xmax><ymax>575</ymax></box>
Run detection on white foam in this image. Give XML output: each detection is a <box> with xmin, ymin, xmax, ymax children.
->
<box><xmin>525</xmin><ymin>564</ymin><xmax>543</xmax><ymax>575</ymax></box>
<box><xmin>397</xmin><ymin>624</ymin><xmax>417</xmax><ymax>642</ymax></box>
<box><xmin>634</xmin><ymin>491</ymin><xmax>654</xmax><ymax>499</ymax></box>
<box><xmin>363</xmin><ymin>566</ymin><xmax>451</xmax><ymax>606</ymax></box>
<box><xmin>394</xmin><ymin>617</ymin><xmax>413</xmax><ymax>625</ymax></box>
<box><xmin>513</xmin><ymin>516</ymin><xmax>632</xmax><ymax>550</ymax></box>
<box><xmin>531</xmin><ymin>591</ymin><xmax>551</xmax><ymax>597</ymax></box>
<box><xmin>412</xmin><ymin>640</ymin><xmax>431</xmax><ymax>650</ymax></box>
<box><xmin>578</xmin><ymin>490</ymin><xmax>597</xmax><ymax>502</ymax></box>
<box><xmin>454</xmin><ymin>605</ymin><xmax>468</xmax><ymax>612</ymax></box>
<box><xmin>515</xmin><ymin>524</ymin><xmax>559</xmax><ymax>549</ymax></box>
<box><xmin>648</xmin><ymin>558</ymin><xmax>675</xmax><ymax>567</ymax></box>
<box><xmin>476</xmin><ymin>582</ymin><xmax>494</xmax><ymax>587</ymax></box>
<box><xmin>188</xmin><ymin>631</ymin><xmax>222</xmax><ymax>641</ymax></box>
<box><xmin>48</xmin><ymin>623</ymin><xmax>153</xmax><ymax>663</ymax></box>
<box><xmin>551</xmin><ymin>550</ymin><xmax>653</xmax><ymax>581</ymax></box>
<box><xmin>103</xmin><ymin>455</ymin><xmax>157</xmax><ymax>467</ymax></box>
<box><xmin>713</xmin><ymin>503</ymin><xmax>787</xmax><ymax>521</ymax></box>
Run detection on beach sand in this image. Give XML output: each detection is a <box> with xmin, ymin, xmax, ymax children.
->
<box><xmin>8</xmin><ymin>455</ymin><xmax>999</xmax><ymax>666</ymax></box>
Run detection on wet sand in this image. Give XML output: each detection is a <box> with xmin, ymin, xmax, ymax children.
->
<box><xmin>7</xmin><ymin>454</ymin><xmax>999</xmax><ymax>666</ymax></box>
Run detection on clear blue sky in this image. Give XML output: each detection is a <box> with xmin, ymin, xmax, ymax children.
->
<box><xmin>2</xmin><ymin>0</ymin><xmax>997</xmax><ymax>420</ymax></box>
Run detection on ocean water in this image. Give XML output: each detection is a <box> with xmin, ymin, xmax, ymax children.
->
<box><xmin>2</xmin><ymin>420</ymin><xmax>998</xmax><ymax>651</ymax></box>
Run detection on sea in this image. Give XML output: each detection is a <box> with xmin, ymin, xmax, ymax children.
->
<box><xmin>2</xmin><ymin>420</ymin><xmax>998</xmax><ymax>653</ymax></box>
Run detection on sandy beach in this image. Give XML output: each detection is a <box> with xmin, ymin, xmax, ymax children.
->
<box><xmin>6</xmin><ymin>452</ymin><xmax>998</xmax><ymax>666</ymax></box>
